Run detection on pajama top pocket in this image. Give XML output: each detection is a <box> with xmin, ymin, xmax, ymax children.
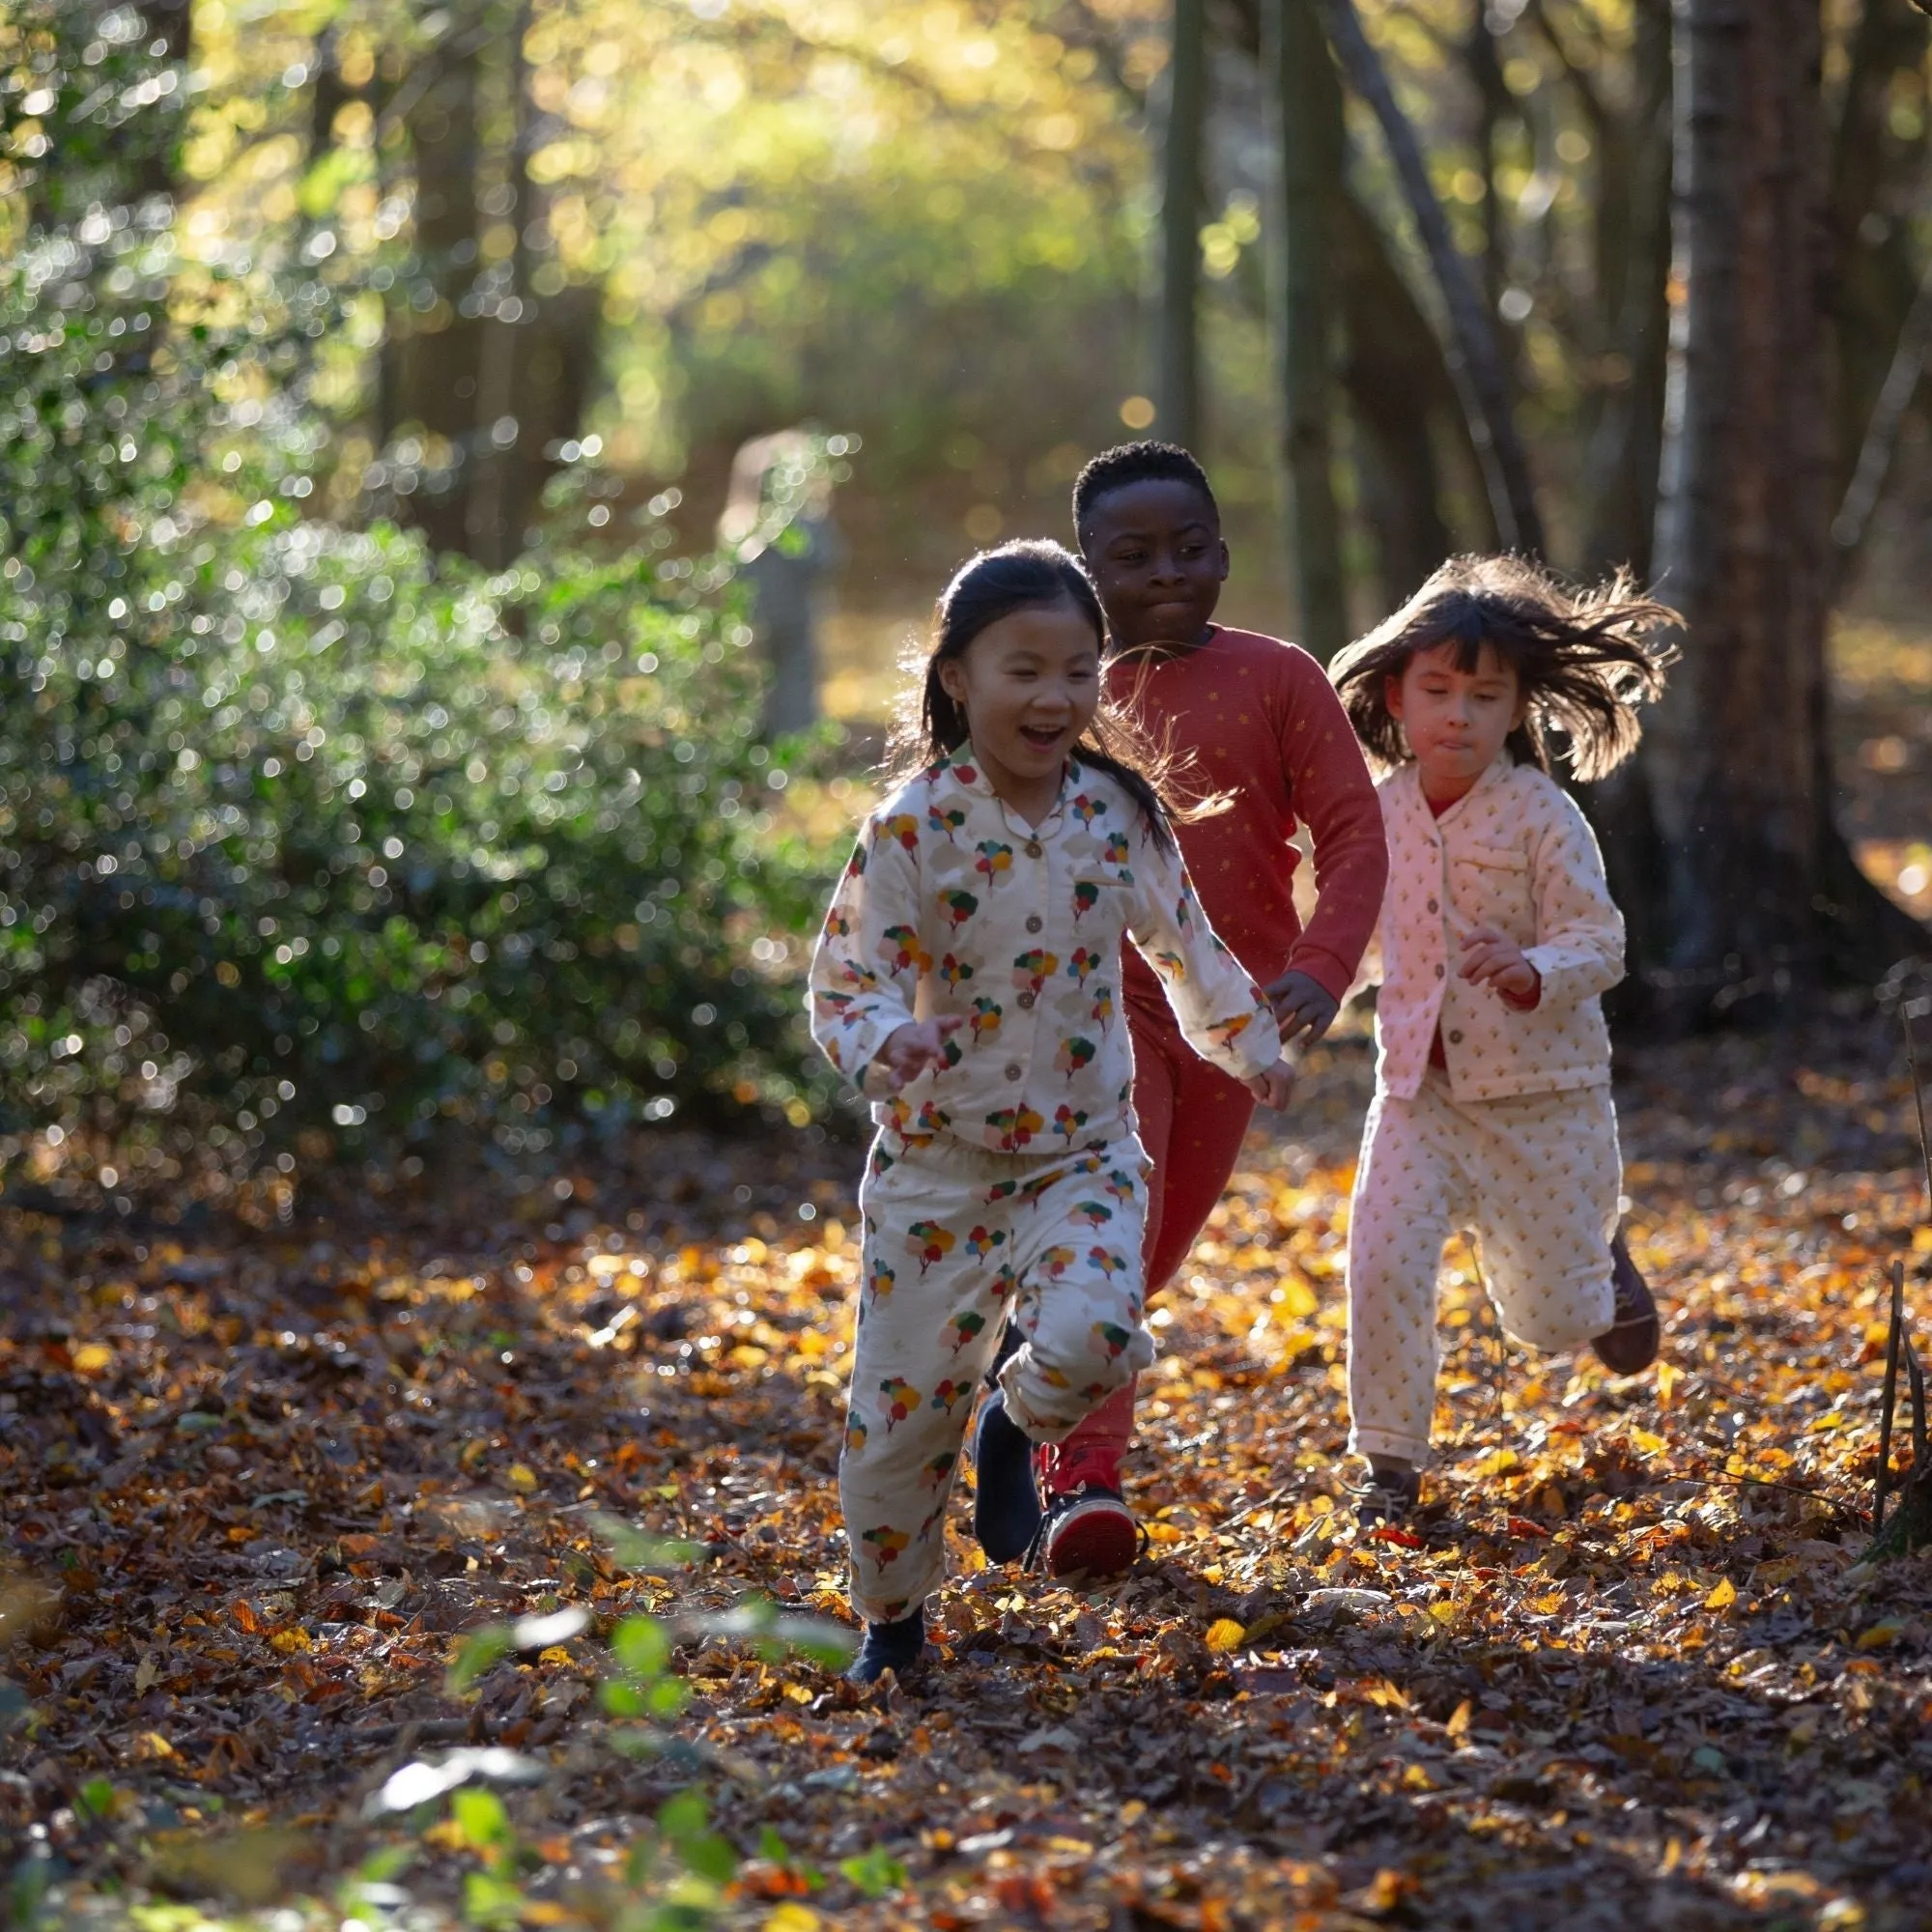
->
<box><xmin>1449</xmin><ymin>841</ymin><xmax>1534</xmax><ymax>939</ymax></box>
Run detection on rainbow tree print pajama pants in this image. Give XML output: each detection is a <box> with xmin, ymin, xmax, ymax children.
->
<box><xmin>841</xmin><ymin>1130</ymin><xmax>1155</xmax><ymax>1622</ymax></box>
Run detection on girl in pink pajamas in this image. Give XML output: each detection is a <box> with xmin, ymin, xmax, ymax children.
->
<box><xmin>810</xmin><ymin>541</ymin><xmax>1293</xmax><ymax>1682</ymax></box>
<box><xmin>1329</xmin><ymin>555</ymin><xmax>1677</xmax><ymax>1523</ymax></box>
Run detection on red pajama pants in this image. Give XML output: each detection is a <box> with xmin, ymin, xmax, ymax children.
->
<box><xmin>1054</xmin><ymin>995</ymin><xmax>1259</xmax><ymax>1467</ymax></box>
<box><xmin>1130</xmin><ymin>996</ymin><xmax>1259</xmax><ymax>1295</ymax></box>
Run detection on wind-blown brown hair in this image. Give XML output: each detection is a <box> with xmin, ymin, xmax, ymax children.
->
<box><xmin>1329</xmin><ymin>554</ymin><xmax>1679</xmax><ymax>782</ymax></box>
<box><xmin>885</xmin><ymin>540</ymin><xmax>1220</xmax><ymax>857</ymax></box>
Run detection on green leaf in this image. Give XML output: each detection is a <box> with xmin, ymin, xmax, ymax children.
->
<box><xmin>592</xmin><ymin>1514</ymin><xmax>699</xmax><ymax>1573</ymax></box>
<box><xmin>695</xmin><ymin>1599</ymin><xmax>855</xmax><ymax>1665</ymax></box>
<box><xmin>611</xmin><ymin>1613</ymin><xmax>670</xmax><ymax>1680</ymax></box>
<box><xmin>768</xmin><ymin>1613</ymin><xmax>858</xmax><ymax>1667</ymax></box>
<box><xmin>451</xmin><ymin>1787</ymin><xmax>512</xmax><ymax>1851</ymax></box>
<box><xmin>838</xmin><ymin>1847</ymin><xmax>908</xmax><ymax>1899</ymax></box>
<box><xmin>461</xmin><ymin>1867</ymin><xmax>526</xmax><ymax>1929</ymax></box>
<box><xmin>657</xmin><ymin>1790</ymin><xmax>707</xmax><ymax>1845</ymax></box>
<box><xmin>599</xmin><ymin>1679</ymin><xmax>648</xmax><ymax>1718</ymax></box>
<box><xmin>75</xmin><ymin>1777</ymin><xmax>118</xmax><ymax>1823</ymax></box>
<box><xmin>680</xmin><ymin>1833</ymin><xmax>738</xmax><ymax>1886</ymax></box>
<box><xmin>446</xmin><ymin>1625</ymin><xmax>515</xmax><ymax>1696</ymax></box>
<box><xmin>645</xmin><ymin>1677</ymin><xmax>690</xmax><ymax>1718</ymax></box>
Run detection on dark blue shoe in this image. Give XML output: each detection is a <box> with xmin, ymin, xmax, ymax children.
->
<box><xmin>845</xmin><ymin>1605</ymin><xmax>925</xmax><ymax>1685</ymax></box>
<box><xmin>972</xmin><ymin>1392</ymin><xmax>1041</xmax><ymax>1564</ymax></box>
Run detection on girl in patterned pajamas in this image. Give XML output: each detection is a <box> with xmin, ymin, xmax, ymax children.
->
<box><xmin>1328</xmin><ymin>555</ymin><xmax>1677</xmax><ymax>1523</ymax></box>
<box><xmin>810</xmin><ymin>541</ymin><xmax>1293</xmax><ymax>1683</ymax></box>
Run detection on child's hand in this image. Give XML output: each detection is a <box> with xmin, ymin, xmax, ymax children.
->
<box><xmin>1459</xmin><ymin>924</ymin><xmax>1540</xmax><ymax>1002</ymax></box>
<box><xmin>868</xmin><ymin>1017</ymin><xmax>964</xmax><ymax>1093</ymax></box>
<box><xmin>1264</xmin><ymin>968</ymin><xmax>1341</xmax><ymax>1046</ymax></box>
<box><xmin>1245</xmin><ymin>1056</ymin><xmax>1296</xmax><ymax>1112</ymax></box>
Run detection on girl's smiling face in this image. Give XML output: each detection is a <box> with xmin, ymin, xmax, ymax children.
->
<box><xmin>1386</xmin><ymin>640</ymin><xmax>1526</xmax><ymax>805</ymax></box>
<box><xmin>937</xmin><ymin>596</ymin><xmax>1101</xmax><ymax>823</ymax></box>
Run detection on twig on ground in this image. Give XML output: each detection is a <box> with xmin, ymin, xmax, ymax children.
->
<box><xmin>1875</xmin><ymin>1262</ymin><xmax>1903</xmax><ymax>1542</ymax></box>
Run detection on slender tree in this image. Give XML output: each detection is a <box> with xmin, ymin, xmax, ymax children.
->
<box><xmin>1320</xmin><ymin>0</ymin><xmax>1545</xmax><ymax>555</ymax></box>
<box><xmin>1644</xmin><ymin>0</ymin><xmax>1918</xmax><ymax>1013</ymax></box>
<box><xmin>1221</xmin><ymin>0</ymin><xmax>1469</xmax><ymax>606</ymax></box>
<box><xmin>1264</xmin><ymin>0</ymin><xmax>1347</xmax><ymax>659</ymax></box>
<box><xmin>1828</xmin><ymin>0</ymin><xmax>1930</xmax><ymax>521</ymax></box>
<box><xmin>385</xmin><ymin>10</ymin><xmax>490</xmax><ymax>557</ymax></box>
<box><xmin>367</xmin><ymin>1</ymin><xmax>601</xmax><ymax>565</ymax></box>
<box><xmin>1156</xmin><ymin>0</ymin><xmax>1207</xmax><ymax>446</ymax></box>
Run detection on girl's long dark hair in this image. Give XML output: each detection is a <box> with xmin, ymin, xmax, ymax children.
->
<box><xmin>888</xmin><ymin>539</ymin><xmax>1212</xmax><ymax>856</ymax></box>
<box><xmin>1329</xmin><ymin>554</ymin><xmax>1679</xmax><ymax>781</ymax></box>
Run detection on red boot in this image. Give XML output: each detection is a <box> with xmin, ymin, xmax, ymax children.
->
<box><xmin>1034</xmin><ymin>1378</ymin><xmax>1140</xmax><ymax>1579</ymax></box>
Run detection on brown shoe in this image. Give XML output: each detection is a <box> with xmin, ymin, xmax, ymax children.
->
<box><xmin>1592</xmin><ymin>1233</ymin><xmax>1660</xmax><ymax>1375</ymax></box>
<box><xmin>1352</xmin><ymin>1459</ymin><xmax>1421</xmax><ymax>1529</ymax></box>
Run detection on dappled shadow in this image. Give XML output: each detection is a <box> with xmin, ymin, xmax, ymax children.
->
<box><xmin>7</xmin><ymin>1023</ymin><xmax>1932</xmax><ymax>1929</ymax></box>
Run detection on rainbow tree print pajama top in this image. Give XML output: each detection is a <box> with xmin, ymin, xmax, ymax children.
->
<box><xmin>809</xmin><ymin>745</ymin><xmax>1280</xmax><ymax>1622</ymax></box>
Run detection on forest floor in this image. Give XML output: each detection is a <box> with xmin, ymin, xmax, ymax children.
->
<box><xmin>5</xmin><ymin>1018</ymin><xmax>1932</xmax><ymax>1931</ymax></box>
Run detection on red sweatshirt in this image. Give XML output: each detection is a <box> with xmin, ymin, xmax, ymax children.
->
<box><xmin>1106</xmin><ymin>625</ymin><xmax>1387</xmax><ymax>1021</ymax></box>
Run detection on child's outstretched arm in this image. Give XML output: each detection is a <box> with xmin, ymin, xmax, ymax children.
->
<box><xmin>1126</xmin><ymin>835</ymin><xmax>1292</xmax><ymax>1104</ymax></box>
<box><xmin>807</xmin><ymin>813</ymin><xmax>926</xmax><ymax>1084</ymax></box>
<box><xmin>1266</xmin><ymin>655</ymin><xmax>1389</xmax><ymax>1042</ymax></box>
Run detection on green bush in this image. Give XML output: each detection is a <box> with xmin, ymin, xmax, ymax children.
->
<box><xmin>0</xmin><ymin>1</ymin><xmax>837</xmax><ymax>1200</ymax></box>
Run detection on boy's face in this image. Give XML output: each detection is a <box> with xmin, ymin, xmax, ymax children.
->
<box><xmin>1077</xmin><ymin>478</ymin><xmax>1229</xmax><ymax>653</ymax></box>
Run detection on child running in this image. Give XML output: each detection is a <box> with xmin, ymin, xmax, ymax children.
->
<box><xmin>1328</xmin><ymin>554</ymin><xmax>1675</xmax><ymax>1522</ymax></box>
<box><xmin>985</xmin><ymin>441</ymin><xmax>1387</xmax><ymax>1579</ymax></box>
<box><xmin>809</xmin><ymin>540</ymin><xmax>1294</xmax><ymax>1683</ymax></box>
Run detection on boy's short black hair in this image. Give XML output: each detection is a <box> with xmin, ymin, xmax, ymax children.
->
<box><xmin>1071</xmin><ymin>440</ymin><xmax>1219</xmax><ymax>532</ymax></box>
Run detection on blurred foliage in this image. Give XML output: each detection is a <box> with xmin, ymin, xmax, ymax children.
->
<box><xmin>0</xmin><ymin>0</ymin><xmax>842</xmax><ymax>1203</ymax></box>
<box><xmin>3</xmin><ymin>0</ymin><xmax>1926</xmax><ymax>1190</ymax></box>
<box><xmin>178</xmin><ymin>0</ymin><xmax>1175</xmax><ymax>569</ymax></box>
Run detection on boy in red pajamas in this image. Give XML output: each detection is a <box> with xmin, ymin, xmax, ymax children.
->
<box><xmin>984</xmin><ymin>441</ymin><xmax>1388</xmax><ymax>1577</ymax></box>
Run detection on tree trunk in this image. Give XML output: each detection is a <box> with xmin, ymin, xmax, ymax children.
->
<box><xmin>388</xmin><ymin>14</ymin><xmax>488</xmax><ymax>559</ymax></box>
<box><xmin>1464</xmin><ymin>1</ymin><xmax>1509</xmax><ymax>322</ymax></box>
<box><xmin>1645</xmin><ymin>0</ymin><xmax>1920</xmax><ymax>1015</ymax></box>
<box><xmin>1219</xmin><ymin>0</ymin><xmax>1474</xmax><ymax>597</ymax></box>
<box><xmin>1578</xmin><ymin>0</ymin><xmax>1674</xmax><ymax>578</ymax></box>
<box><xmin>497</xmin><ymin>0</ymin><xmax>603</xmax><ymax>567</ymax></box>
<box><xmin>469</xmin><ymin>0</ymin><xmax>535</xmax><ymax>570</ymax></box>
<box><xmin>1833</xmin><ymin>250</ymin><xmax>1932</xmax><ymax>562</ymax></box>
<box><xmin>1157</xmin><ymin>0</ymin><xmax>1207</xmax><ymax>446</ymax></box>
<box><xmin>1331</xmin><ymin>192</ymin><xmax>1469</xmax><ymax>605</ymax></box>
<box><xmin>1827</xmin><ymin>0</ymin><xmax>1929</xmax><ymax>520</ymax></box>
<box><xmin>1264</xmin><ymin>0</ymin><xmax>1347</xmax><ymax>659</ymax></box>
<box><xmin>1321</xmin><ymin>0</ymin><xmax>1545</xmax><ymax>555</ymax></box>
<box><xmin>129</xmin><ymin>0</ymin><xmax>191</xmax><ymax>203</ymax></box>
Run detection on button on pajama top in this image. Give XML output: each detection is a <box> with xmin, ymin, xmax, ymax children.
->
<box><xmin>809</xmin><ymin>746</ymin><xmax>1279</xmax><ymax>1619</ymax></box>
